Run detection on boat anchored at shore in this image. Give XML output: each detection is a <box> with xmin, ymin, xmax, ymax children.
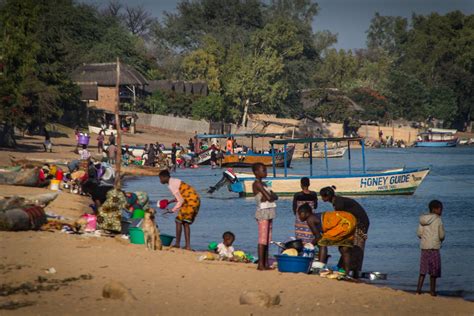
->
<box><xmin>415</xmin><ymin>129</ymin><xmax>458</xmax><ymax>147</ymax></box>
<box><xmin>226</xmin><ymin>137</ymin><xmax>430</xmax><ymax>197</ymax></box>
<box><xmin>197</xmin><ymin>133</ymin><xmax>295</xmax><ymax>168</ymax></box>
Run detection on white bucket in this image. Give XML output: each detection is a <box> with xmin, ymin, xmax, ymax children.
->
<box><xmin>50</xmin><ymin>179</ymin><xmax>61</xmax><ymax>191</ymax></box>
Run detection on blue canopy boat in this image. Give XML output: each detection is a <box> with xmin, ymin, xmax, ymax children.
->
<box><xmin>228</xmin><ymin>137</ymin><xmax>430</xmax><ymax>197</ymax></box>
<box><xmin>415</xmin><ymin>131</ymin><xmax>458</xmax><ymax>147</ymax></box>
<box><xmin>196</xmin><ymin>132</ymin><xmax>295</xmax><ymax>167</ymax></box>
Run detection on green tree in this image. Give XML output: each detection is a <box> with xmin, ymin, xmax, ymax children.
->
<box><xmin>191</xmin><ymin>94</ymin><xmax>226</xmax><ymax>121</ymax></box>
<box><xmin>225</xmin><ymin>44</ymin><xmax>286</xmax><ymax>126</ymax></box>
<box><xmin>181</xmin><ymin>48</ymin><xmax>221</xmax><ymax>92</ymax></box>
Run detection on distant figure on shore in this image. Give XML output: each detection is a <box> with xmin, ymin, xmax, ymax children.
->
<box><xmin>79</xmin><ymin>144</ymin><xmax>91</xmax><ymax>161</ymax></box>
<box><xmin>97</xmin><ymin>130</ymin><xmax>105</xmax><ymax>153</ymax></box>
<box><xmin>43</xmin><ymin>127</ymin><xmax>52</xmax><ymax>152</ymax></box>
<box><xmin>108</xmin><ymin>132</ymin><xmax>115</xmax><ymax>146</ymax></box>
<box><xmin>226</xmin><ymin>137</ymin><xmax>233</xmax><ymax>154</ymax></box>
<box><xmin>107</xmin><ymin>142</ymin><xmax>117</xmax><ymax>165</ymax></box>
<box><xmin>292</xmin><ymin>177</ymin><xmax>318</xmax><ymax>244</ymax></box>
<box><xmin>159</xmin><ymin>170</ymin><xmax>200</xmax><ymax>250</ymax></box>
<box><xmin>171</xmin><ymin>143</ymin><xmax>177</xmax><ymax>171</ymax></box>
<box><xmin>320</xmin><ymin>186</ymin><xmax>369</xmax><ymax>278</ymax></box>
<box><xmin>146</xmin><ymin>143</ymin><xmax>156</xmax><ymax>167</ymax></box>
<box><xmin>252</xmin><ymin>163</ymin><xmax>277</xmax><ymax>270</ymax></box>
<box><xmin>416</xmin><ymin>200</ymin><xmax>445</xmax><ymax>296</ymax></box>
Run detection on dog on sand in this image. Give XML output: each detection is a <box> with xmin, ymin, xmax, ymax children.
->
<box><xmin>142</xmin><ymin>209</ymin><xmax>162</xmax><ymax>250</ymax></box>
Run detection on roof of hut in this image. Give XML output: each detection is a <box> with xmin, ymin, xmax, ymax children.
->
<box><xmin>72</xmin><ymin>63</ymin><xmax>148</xmax><ymax>86</ymax></box>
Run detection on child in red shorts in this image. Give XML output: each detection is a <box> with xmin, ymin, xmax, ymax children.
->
<box><xmin>416</xmin><ymin>200</ymin><xmax>445</xmax><ymax>296</ymax></box>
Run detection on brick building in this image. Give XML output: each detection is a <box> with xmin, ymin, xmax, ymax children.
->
<box><xmin>72</xmin><ymin>62</ymin><xmax>148</xmax><ymax>112</ymax></box>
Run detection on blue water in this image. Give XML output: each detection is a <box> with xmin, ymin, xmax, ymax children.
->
<box><xmin>124</xmin><ymin>147</ymin><xmax>474</xmax><ymax>301</ymax></box>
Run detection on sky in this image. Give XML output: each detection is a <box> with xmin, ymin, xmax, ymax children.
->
<box><xmin>82</xmin><ymin>0</ymin><xmax>474</xmax><ymax>49</ymax></box>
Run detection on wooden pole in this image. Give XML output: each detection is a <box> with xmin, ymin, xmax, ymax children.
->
<box><xmin>114</xmin><ymin>58</ymin><xmax>122</xmax><ymax>189</ymax></box>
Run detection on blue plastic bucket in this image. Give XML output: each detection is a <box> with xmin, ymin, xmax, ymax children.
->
<box><xmin>275</xmin><ymin>255</ymin><xmax>312</xmax><ymax>273</ymax></box>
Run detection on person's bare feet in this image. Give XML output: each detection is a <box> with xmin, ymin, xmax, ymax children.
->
<box><xmin>173</xmin><ymin>244</ymin><xmax>181</xmax><ymax>248</ymax></box>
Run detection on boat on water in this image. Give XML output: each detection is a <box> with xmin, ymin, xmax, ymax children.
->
<box><xmin>415</xmin><ymin>129</ymin><xmax>458</xmax><ymax>147</ymax></box>
<box><xmin>196</xmin><ymin>133</ymin><xmax>295</xmax><ymax>168</ymax></box>
<box><xmin>300</xmin><ymin>146</ymin><xmax>347</xmax><ymax>158</ymax></box>
<box><xmin>225</xmin><ymin>137</ymin><xmax>430</xmax><ymax>197</ymax></box>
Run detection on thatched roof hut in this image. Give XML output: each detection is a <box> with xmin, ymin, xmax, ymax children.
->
<box><xmin>72</xmin><ymin>63</ymin><xmax>148</xmax><ymax>86</ymax></box>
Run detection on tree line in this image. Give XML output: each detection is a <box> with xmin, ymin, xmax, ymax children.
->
<box><xmin>1</xmin><ymin>0</ymin><xmax>473</xmax><ymax>146</ymax></box>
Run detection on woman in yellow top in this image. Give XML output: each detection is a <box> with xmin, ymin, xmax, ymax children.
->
<box><xmin>297</xmin><ymin>204</ymin><xmax>357</xmax><ymax>274</ymax></box>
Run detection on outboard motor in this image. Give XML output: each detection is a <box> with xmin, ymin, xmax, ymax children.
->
<box><xmin>208</xmin><ymin>168</ymin><xmax>238</xmax><ymax>194</ymax></box>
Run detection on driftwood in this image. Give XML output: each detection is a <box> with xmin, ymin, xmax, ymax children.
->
<box><xmin>0</xmin><ymin>192</ymin><xmax>59</xmax><ymax>211</ymax></box>
<box><xmin>122</xmin><ymin>165</ymin><xmax>163</xmax><ymax>177</ymax></box>
<box><xmin>10</xmin><ymin>156</ymin><xmax>69</xmax><ymax>168</ymax></box>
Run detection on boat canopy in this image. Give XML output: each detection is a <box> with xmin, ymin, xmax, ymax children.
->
<box><xmin>196</xmin><ymin>132</ymin><xmax>286</xmax><ymax>139</ymax></box>
<box><xmin>270</xmin><ymin>136</ymin><xmax>363</xmax><ymax>145</ymax></box>
<box><xmin>269</xmin><ymin>136</ymin><xmax>366</xmax><ymax>178</ymax></box>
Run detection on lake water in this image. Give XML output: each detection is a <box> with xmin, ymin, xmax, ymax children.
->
<box><xmin>124</xmin><ymin>146</ymin><xmax>474</xmax><ymax>301</ymax></box>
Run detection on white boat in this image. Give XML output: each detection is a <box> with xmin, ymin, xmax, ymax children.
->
<box><xmin>305</xmin><ymin>147</ymin><xmax>347</xmax><ymax>158</ymax></box>
<box><xmin>88</xmin><ymin>125</ymin><xmax>117</xmax><ymax>136</ymax></box>
<box><xmin>228</xmin><ymin>137</ymin><xmax>430</xmax><ymax>197</ymax></box>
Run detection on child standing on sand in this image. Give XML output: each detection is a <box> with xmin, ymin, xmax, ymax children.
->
<box><xmin>416</xmin><ymin>200</ymin><xmax>445</xmax><ymax>296</ymax></box>
<box><xmin>252</xmin><ymin>163</ymin><xmax>277</xmax><ymax>270</ymax></box>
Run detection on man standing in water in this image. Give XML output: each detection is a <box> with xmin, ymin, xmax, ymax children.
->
<box><xmin>159</xmin><ymin>170</ymin><xmax>200</xmax><ymax>250</ymax></box>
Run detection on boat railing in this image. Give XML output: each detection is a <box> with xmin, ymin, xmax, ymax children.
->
<box><xmin>269</xmin><ymin>137</ymin><xmax>366</xmax><ymax>178</ymax></box>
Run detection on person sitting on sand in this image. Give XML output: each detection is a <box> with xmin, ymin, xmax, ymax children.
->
<box><xmin>416</xmin><ymin>200</ymin><xmax>445</xmax><ymax>296</ymax></box>
<box><xmin>292</xmin><ymin>177</ymin><xmax>318</xmax><ymax>244</ymax></box>
<box><xmin>217</xmin><ymin>231</ymin><xmax>235</xmax><ymax>259</ymax></box>
<box><xmin>159</xmin><ymin>170</ymin><xmax>200</xmax><ymax>250</ymax></box>
<box><xmin>297</xmin><ymin>204</ymin><xmax>357</xmax><ymax>274</ymax></box>
<box><xmin>252</xmin><ymin>163</ymin><xmax>277</xmax><ymax>271</ymax></box>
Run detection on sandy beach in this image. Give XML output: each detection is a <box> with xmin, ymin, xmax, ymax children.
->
<box><xmin>1</xmin><ymin>128</ymin><xmax>473</xmax><ymax>315</ymax></box>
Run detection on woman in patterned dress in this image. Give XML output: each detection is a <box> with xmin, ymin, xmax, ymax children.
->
<box><xmin>159</xmin><ymin>170</ymin><xmax>200</xmax><ymax>250</ymax></box>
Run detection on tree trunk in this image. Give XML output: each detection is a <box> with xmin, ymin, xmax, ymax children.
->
<box><xmin>0</xmin><ymin>123</ymin><xmax>16</xmax><ymax>148</ymax></box>
<box><xmin>241</xmin><ymin>98</ymin><xmax>250</xmax><ymax>127</ymax></box>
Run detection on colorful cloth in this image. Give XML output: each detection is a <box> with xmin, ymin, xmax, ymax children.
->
<box><xmin>317</xmin><ymin>211</ymin><xmax>356</xmax><ymax>247</ymax></box>
<box><xmin>125</xmin><ymin>191</ymin><xmax>150</xmax><ymax>211</ymax></box>
<box><xmin>258</xmin><ymin>219</ymin><xmax>273</xmax><ymax>245</ymax></box>
<box><xmin>96</xmin><ymin>189</ymin><xmax>127</xmax><ymax>232</ymax></box>
<box><xmin>420</xmin><ymin>249</ymin><xmax>441</xmax><ymax>277</ymax></box>
<box><xmin>175</xmin><ymin>181</ymin><xmax>200</xmax><ymax>224</ymax></box>
<box><xmin>294</xmin><ymin>199</ymin><xmax>317</xmax><ymax>244</ymax></box>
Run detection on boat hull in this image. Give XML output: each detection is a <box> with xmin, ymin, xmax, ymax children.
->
<box><xmin>222</xmin><ymin>146</ymin><xmax>295</xmax><ymax>168</ymax></box>
<box><xmin>415</xmin><ymin>141</ymin><xmax>457</xmax><ymax>147</ymax></box>
<box><xmin>230</xmin><ymin>168</ymin><xmax>430</xmax><ymax>197</ymax></box>
<box><xmin>300</xmin><ymin>147</ymin><xmax>347</xmax><ymax>158</ymax></box>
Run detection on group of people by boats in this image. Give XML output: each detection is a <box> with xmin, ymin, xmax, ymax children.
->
<box><xmin>251</xmin><ymin>162</ymin><xmax>369</xmax><ymax>276</ymax></box>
